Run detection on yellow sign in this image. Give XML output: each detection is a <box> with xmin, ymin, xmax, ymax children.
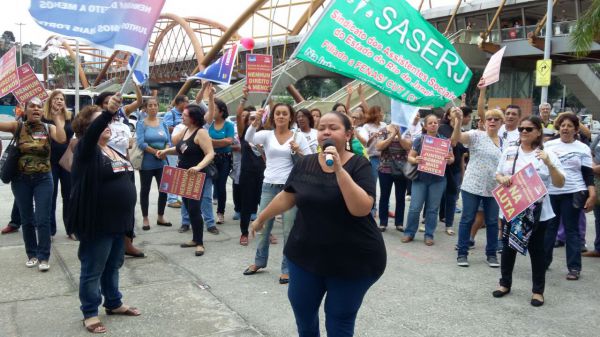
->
<box><xmin>536</xmin><ymin>59</ymin><xmax>552</xmax><ymax>87</ymax></box>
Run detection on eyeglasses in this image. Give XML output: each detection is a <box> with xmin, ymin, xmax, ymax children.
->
<box><xmin>518</xmin><ymin>127</ymin><xmax>536</xmax><ymax>133</ymax></box>
<box><xmin>486</xmin><ymin>117</ymin><xmax>501</xmax><ymax>122</ymax></box>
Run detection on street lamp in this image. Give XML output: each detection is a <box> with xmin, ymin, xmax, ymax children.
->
<box><xmin>15</xmin><ymin>22</ymin><xmax>26</xmax><ymax>66</ymax></box>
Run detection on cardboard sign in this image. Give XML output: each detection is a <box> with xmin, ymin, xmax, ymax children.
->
<box><xmin>12</xmin><ymin>64</ymin><xmax>49</xmax><ymax>104</ymax></box>
<box><xmin>492</xmin><ymin>163</ymin><xmax>548</xmax><ymax>222</ymax></box>
<box><xmin>159</xmin><ymin>166</ymin><xmax>206</xmax><ymax>200</ymax></box>
<box><xmin>0</xmin><ymin>47</ymin><xmax>19</xmax><ymax>98</ymax></box>
<box><xmin>418</xmin><ymin>135</ymin><xmax>450</xmax><ymax>176</ymax></box>
<box><xmin>478</xmin><ymin>46</ymin><xmax>506</xmax><ymax>88</ymax></box>
<box><xmin>246</xmin><ymin>54</ymin><xmax>272</xmax><ymax>93</ymax></box>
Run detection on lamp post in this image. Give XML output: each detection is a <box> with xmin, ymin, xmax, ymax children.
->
<box><xmin>15</xmin><ymin>22</ymin><xmax>25</xmax><ymax>66</ymax></box>
<box><xmin>540</xmin><ymin>0</ymin><xmax>553</xmax><ymax>104</ymax></box>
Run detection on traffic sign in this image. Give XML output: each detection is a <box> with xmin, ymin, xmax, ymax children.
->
<box><xmin>536</xmin><ymin>59</ymin><xmax>552</xmax><ymax>87</ymax></box>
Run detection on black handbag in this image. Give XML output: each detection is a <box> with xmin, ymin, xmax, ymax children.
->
<box><xmin>203</xmin><ymin>162</ymin><xmax>218</xmax><ymax>181</ymax></box>
<box><xmin>572</xmin><ymin>190</ymin><xmax>590</xmax><ymax>209</ymax></box>
<box><xmin>0</xmin><ymin>122</ymin><xmax>23</xmax><ymax>184</ymax></box>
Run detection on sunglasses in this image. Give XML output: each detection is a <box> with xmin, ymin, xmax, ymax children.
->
<box><xmin>518</xmin><ymin>127</ymin><xmax>536</xmax><ymax>133</ymax></box>
<box><xmin>486</xmin><ymin>117</ymin><xmax>501</xmax><ymax>122</ymax></box>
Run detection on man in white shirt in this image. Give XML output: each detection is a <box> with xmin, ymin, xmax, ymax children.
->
<box><xmin>498</xmin><ymin>105</ymin><xmax>521</xmax><ymax>150</ymax></box>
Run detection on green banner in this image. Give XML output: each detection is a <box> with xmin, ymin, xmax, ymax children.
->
<box><xmin>295</xmin><ymin>0</ymin><xmax>472</xmax><ymax>107</ymax></box>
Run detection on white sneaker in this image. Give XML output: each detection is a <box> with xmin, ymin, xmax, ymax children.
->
<box><xmin>38</xmin><ymin>261</ymin><xmax>50</xmax><ymax>272</ymax></box>
<box><xmin>25</xmin><ymin>258</ymin><xmax>38</xmax><ymax>268</ymax></box>
<box><xmin>418</xmin><ymin>225</ymin><xmax>425</xmax><ymax>232</ymax></box>
<box><xmin>405</xmin><ymin>195</ymin><xmax>411</xmax><ymax>201</ymax></box>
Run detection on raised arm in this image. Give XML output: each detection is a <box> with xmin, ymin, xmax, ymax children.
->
<box><xmin>345</xmin><ymin>85</ymin><xmax>353</xmax><ymax>113</ymax></box>
<box><xmin>357</xmin><ymin>83</ymin><xmax>369</xmax><ymax>112</ymax></box>
<box><xmin>0</xmin><ymin>121</ymin><xmax>19</xmax><ymax>134</ymax></box>
<box><xmin>236</xmin><ymin>86</ymin><xmax>249</xmax><ymax>137</ymax></box>
<box><xmin>48</xmin><ymin>112</ymin><xmax>67</xmax><ymax>144</ymax></box>
<box><xmin>477</xmin><ymin>86</ymin><xmax>487</xmax><ymax>121</ymax></box>
<box><xmin>194</xmin><ymin>81</ymin><xmax>209</xmax><ymax>105</ymax></box>
<box><xmin>123</xmin><ymin>85</ymin><xmax>142</xmax><ymax>116</ymax></box>
<box><xmin>78</xmin><ymin>95</ymin><xmax>122</xmax><ymax>161</ymax></box>
<box><xmin>205</xmin><ymin>83</ymin><xmax>216</xmax><ymax>125</ymax></box>
<box><xmin>451</xmin><ymin>114</ymin><xmax>471</xmax><ymax>146</ymax></box>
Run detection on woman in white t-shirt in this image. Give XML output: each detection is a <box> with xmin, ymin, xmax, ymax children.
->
<box><xmin>363</xmin><ymin>106</ymin><xmax>387</xmax><ymax>212</ymax></box>
<box><xmin>243</xmin><ymin>103</ymin><xmax>311</xmax><ymax>284</ymax></box>
<box><xmin>494</xmin><ymin>116</ymin><xmax>565</xmax><ymax>307</ymax></box>
<box><xmin>295</xmin><ymin>108</ymin><xmax>318</xmax><ymax>154</ymax></box>
<box><xmin>544</xmin><ymin>113</ymin><xmax>596</xmax><ymax>281</ymax></box>
<box><xmin>451</xmin><ymin>108</ymin><xmax>504</xmax><ymax>267</ymax></box>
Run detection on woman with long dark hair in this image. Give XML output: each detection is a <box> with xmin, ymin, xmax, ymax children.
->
<box><xmin>493</xmin><ymin>116</ymin><xmax>564</xmax><ymax>307</ymax></box>
<box><xmin>295</xmin><ymin>108</ymin><xmax>318</xmax><ymax>153</ymax></box>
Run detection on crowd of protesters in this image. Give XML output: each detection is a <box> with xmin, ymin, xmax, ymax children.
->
<box><xmin>2</xmin><ymin>81</ymin><xmax>600</xmax><ymax>335</ymax></box>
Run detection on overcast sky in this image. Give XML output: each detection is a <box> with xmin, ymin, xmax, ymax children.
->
<box><xmin>1</xmin><ymin>0</ymin><xmax>459</xmax><ymax>46</ymax></box>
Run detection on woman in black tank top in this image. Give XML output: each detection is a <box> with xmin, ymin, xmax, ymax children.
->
<box><xmin>157</xmin><ymin>104</ymin><xmax>215</xmax><ymax>256</ymax></box>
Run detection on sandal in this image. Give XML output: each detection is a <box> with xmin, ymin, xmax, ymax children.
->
<box><xmin>180</xmin><ymin>241</ymin><xmax>198</xmax><ymax>248</ymax></box>
<box><xmin>566</xmin><ymin>270</ymin><xmax>580</xmax><ymax>281</ymax></box>
<box><xmin>243</xmin><ymin>264</ymin><xmax>262</xmax><ymax>275</ymax></box>
<box><xmin>105</xmin><ymin>305</ymin><xmax>141</xmax><ymax>316</ymax></box>
<box><xmin>83</xmin><ymin>318</ymin><xmax>107</xmax><ymax>334</ymax></box>
<box><xmin>195</xmin><ymin>245</ymin><xmax>205</xmax><ymax>256</ymax></box>
<box><xmin>531</xmin><ymin>294</ymin><xmax>544</xmax><ymax>307</ymax></box>
<box><xmin>142</xmin><ymin>225</ymin><xmax>150</xmax><ymax>231</ymax></box>
<box><xmin>269</xmin><ymin>234</ymin><xmax>278</xmax><ymax>244</ymax></box>
<box><xmin>157</xmin><ymin>221</ymin><xmax>172</xmax><ymax>227</ymax></box>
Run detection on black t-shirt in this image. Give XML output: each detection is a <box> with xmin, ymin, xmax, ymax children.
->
<box><xmin>42</xmin><ymin>117</ymin><xmax>74</xmax><ymax>163</ymax></box>
<box><xmin>283</xmin><ymin>154</ymin><xmax>386</xmax><ymax>279</ymax></box>
<box><xmin>97</xmin><ymin>150</ymin><xmax>136</xmax><ymax>234</ymax></box>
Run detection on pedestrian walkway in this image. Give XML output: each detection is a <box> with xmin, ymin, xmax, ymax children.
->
<box><xmin>0</xmin><ymin>179</ymin><xmax>599</xmax><ymax>337</ymax></box>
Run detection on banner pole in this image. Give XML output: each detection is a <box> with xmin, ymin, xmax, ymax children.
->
<box><xmin>75</xmin><ymin>40</ymin><xmax>80</xmax><ymax>114</ymax></box>
<box><xmin>119</xmin><ymin>54</ymin><xmax>141</xmax><ymax>95</ymax></box>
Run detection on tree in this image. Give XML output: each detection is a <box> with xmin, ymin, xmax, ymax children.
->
<box><xmin>2</xmin><ymin>31</ymin><xmax>15</xmax><ymax>44</ymax></box>
<box><xmin>51</xmin><ymin>56</ymin><xmax>75</xmax><ymax>88</ymax></box>
<box><xmin>571</xmin><ymin>0</ymin><xmax>600</xmax><ymax>57</ymax></box>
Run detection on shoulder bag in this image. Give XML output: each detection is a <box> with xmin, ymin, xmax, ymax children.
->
<box><xmin>0</xmin><ymin>122</ymin><xmax>23</xmax><ymax>183</ymax></box>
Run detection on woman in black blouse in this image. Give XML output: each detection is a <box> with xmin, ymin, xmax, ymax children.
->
<box><xmin>250</xmin><ymin>111</ymin><xmax>386</xmax><ymax>337</ymax></box>
<box><xmin>157</xmin><ymin>103</ymin><xmax>215</xmax><ymax>256</ymax></box>
<box><xmin>68</xmin><ymin>95</ymin><xmax>140</xmax><ymax>334</ymax></box>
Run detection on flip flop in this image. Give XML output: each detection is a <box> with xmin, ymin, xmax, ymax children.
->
<box><xmin>83</xmin><ymin>319</ymin><xmax>107</xmax><ymax>334</ymax></box>
<box><xmin>105</xmin><ymin>306</ymin><xmax>141</xmax><ymax>316</ymax></box>
<box><xmin>142</xmin><ymin>225</ymin><xmax>150</xmax><ymax>231</ymax></box>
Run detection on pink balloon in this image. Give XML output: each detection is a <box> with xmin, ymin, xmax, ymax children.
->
<box><xmin>240</xmin><ymin>37</ymin><xmax>255</xmax><ymax>50</ymax></box>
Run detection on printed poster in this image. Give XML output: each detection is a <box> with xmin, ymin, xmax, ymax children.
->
<box><xmin>418</xmin><ymin>135</ymin><xmax>450</xmax><ymax>176</ymax></box>
<box><xmin>159</xmin><ymin>166</ymin><xmax>206</xmax><ymax>200</ymax></box>
<box><xmin>492</xmin><ymin>163</ymin><xmax>548</xmax><ymax>222</ymax></box>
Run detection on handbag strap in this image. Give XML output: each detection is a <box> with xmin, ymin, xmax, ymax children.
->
<box><xmin>9</xmin><ymin>121</ymin><xmax>23</xmax><ymax>146</ymax></box>
<box><xmin>511</xmin><ymin>147</ymin><xmax>519</xmax><ymax>175</ymax></box>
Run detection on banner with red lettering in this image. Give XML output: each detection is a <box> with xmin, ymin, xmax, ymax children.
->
<box><xmin>159</xmin><ymin>166</ymin><xmax>206</xmax><ymax>200</ymax></box>
<box><xmin>492</xmin><ymin>163</ymin><xmax>548</xmax><ymax>222</ymax></box>
<box><xmin>12</xmin><ymin>64</ymin><xmax>49</xmax><ymax>104</ymax></box>
<box><xmin>418</xmin><ymin>135</ymin><xmax>450</xmax><ymax>176</ymax></box>
<box><xmin>0</xmin><ymin>47</ymin><xmax>19</xmax><ymax>98</ymax></box>
<box><xmin>246</xmin><ymin>54</ymin><xmax>272</xmax><ymax>93</ymax></box>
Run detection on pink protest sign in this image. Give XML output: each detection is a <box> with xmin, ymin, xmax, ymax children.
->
<box><xmin>0</xmin><ymin>47</ymin><xmax>19</xmax><ymax>98</ymax></box>
<box><xmin>418</xmin><ymin>135</ymin><xmax>451</xmax><ymax>177</ymax></box>
<box><xmin>492</xmin><ymin>163</ymin><xmax>548</xmax><ymax>222</ymax></box>
<box><xmin>12</xmin><ymin>63</ymin><xmax>49</xmax><ymax>104</ymax></box>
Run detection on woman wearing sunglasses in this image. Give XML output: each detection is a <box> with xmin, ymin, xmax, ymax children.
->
<box><xmin>451</xmin><ymin>108</ymin><xmax>504</xmax><ymax>267</ymax></box>
<box><xmin>493</xmin><ymin>116</ymin><xmax>564</xmax><ymax>307</ymax></box>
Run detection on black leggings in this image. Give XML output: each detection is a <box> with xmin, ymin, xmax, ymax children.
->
<box><xmin>182</xmin><ymin>197</ymin><xmax>204</xmax><ymax>245</ymax></box>
<box><xmin>239</xmin><ymin>170</ymin><xmax>263</xmax><ymax>236</ymax></box>
<box><xmin>139</xmin><ymin>168</ymin><xmax>167</xmax><ymax>217</ymax></box>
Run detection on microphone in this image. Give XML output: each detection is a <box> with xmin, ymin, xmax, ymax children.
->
<box><xmin>322</xmin><ymin>139</ymin><xmax>336</xmax><ymax>167</ymax></box>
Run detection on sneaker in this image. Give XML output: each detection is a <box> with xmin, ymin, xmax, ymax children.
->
<box><xmin>395</xmin><ymin>225</ymin><xmax>404</xmax><ymax>232</ymax></box>
<box><xmin>250</xmin><ymin>213</ymin><xmax>257</xmax><ymax>221</ymax></box>
<box><xmin>457</xmin><ymin>256</ymin><xmax>469</xmax><ymax>267</ymax></box>
<box><xmin>167</xmin><ymin>201</ymin><xmax>182</xmax><ymax>209</ymax></box>
<box><xmin>207</xmin><ymin>227</ymin><xmax>219</xmax><ymax>235</ymax></box>
<box><xmin>38</xmin><ymin>261</ymin><xmax>50</xmax><ymax>272</ymax></box>
<box><xmin>212</xmin><ymin>199</ymin><xmax>217</xmax><ymax>205</ymax></box>
<box><xmin>216</xmin><ymin>213</ymin><xmax>225</xmax><ymax>224</ymax></box>
<box><xmin>405</xmin><ymin>195</ymin><xmax>411</xmax><ymax>201</ymax></box>
<box><xmin>455</xmin><ymin>207</ymin><xmax>462</xmax><ymax>214</ymax></box>
<box><xmin>232</xmin><ymin>212</ymin><xmax>240</xmax><ymax>220</ymax></box>
<box><xmin>487</xmin><ymin>256</ymin><xmax>500</xmax><ymax>268</ymax></box>
<box><xmin>178</xmin><ymin>225</ymin><xmax>190</xmax><ymax>233</ymax></box>
<box><xmin>25</xmin><ymin>258</ymin><xmax>38</xmax><ymax>268</ymax></box>
<box><xmin>1</xmin><ymin>224</ymin><xmax>19</xmax><ymax>235</ymax></box>
<box><xmin>240</xmin><ymin>235</ymin><xmax>249</xmax><ymax>246</ymax></box>
<box><xmin>378</xmin><ymin>225</ymin><xmax>387</xmax><ymax>232</ymax></box>
<box><xmin>418</xmin><ymin>225</ymin><xmax>425</xmax><ymax>232</ymax></box>
<box><xmin>581</xmin><ymin>243</ymin><xmax>588</xmax><ymax>253</ymax></box>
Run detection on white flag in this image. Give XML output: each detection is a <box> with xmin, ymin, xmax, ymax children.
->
<box><xmin>478</xmin><ymin>46</ymin><xmax>506</xmax><ymax>88</ymax></box>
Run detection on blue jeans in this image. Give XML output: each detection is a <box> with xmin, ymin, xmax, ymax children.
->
<box><xmin>50</xmin><ymin>161</ymin><xmax>71</xmax><ymax>236</ymax></box>
<box><xmin>254</xmin><ymin>183</ymin><xmax>297</xmax><ymax>274</ymax></box>
<box><xmin>456</xmin><ymin>190</ymin><xmax>499</xmax><ymax>257</ymax></box>
<box><xmin>78</xmin><ymin>233</ymin><xmax>125</xmax><ymax>319</ymax></box>
<box><xmin>404</xmin><ymin>178</ymin><xmax>447</xmax><ymax>239</ymax></box>
<box><xmin>545</xmin><ymin>193</ymin><xmax>582</xmax><ymax>272</ymax></box>
<box><xmin>214</xmin><ymin>153</ymin><xmax>232</xmax><ymax>214</ymax></box>
<box><xmin>369</xmin><ymin>157</ymin><xmax>379</xmax><ymax>213</ymax></box>
<box><xmin>287</xmin><ymin>260</ymin><xmax>378</xmax><ymax>337</ymax></box>
<box><xmin>11</xmin><ymin>172</ymin><xmax>53</xmax><ymax>261</ymax></box>
<box><xmin>378</xmin><ymin>172</ymin><xmax>408</xmax><ymax>227</ymax></box>
<box><xmin>167</xmin><ymin>155</ymin><xmax>180</xmax><ymax>204</ymax></box>
<box><xmin>181</xmin><ymin>177</ymin><xmax>215</xmax><ymax>229</ymax></box>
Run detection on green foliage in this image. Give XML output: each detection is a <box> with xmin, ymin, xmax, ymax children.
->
<box><xmin>571</xmin><ymin>0</ymin><xmax>600</xmax><ymax>58</ymax></box>
<box><xmin>51</xmin><ymin>56</ymin><xmax>75</xmax><ymax>88</ymax></box>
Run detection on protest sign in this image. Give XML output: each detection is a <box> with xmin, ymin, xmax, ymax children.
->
<box><xmin>29</xmin><ymin>0</ymin><xmax>165</xmax><ymax>55</ymax></box>
<box><xmin>390</xmin><ymin>99</ymin><xmax>419</xmax><ymax>132</ymax></box>
<box><xmin>246</xmin><ymin>54</ymin><xmax>273</xmax><ymax>93</ymax></box>
<box><xmin>0</xmin><ymin>47</ymin><xmax>19</xmax><ymax>98</ymax></box>
<box><xmin>418</xmin><ymin>135</ymin><xmax>450</xmax><ymax>176</ymax></box>
<box><xmin>159</xmin><ymin>166</ymin><xmax>206</xmax><ymax>200</ymax></box>
<box><xmin>188</xmin><ymin>44</ymin><xmax>238</xmax><ymax>85</ymax></box>
<box><xmin>492</xmin><ymin>163</ymin><xmax>548</xmax><ymax>222</ymax></box>
<box><xmin>478</xmin><ymin>46</ymin><xmax>506</xmax><ymax>88</ymax></box>
<box><xmin>12</xmin><ymin>64</ymin><xmax>49</xmax><ymax>104</ymax></box>
<box><xmin>294</xmin><ymin>0</ymin><xmax>472</xmax><ymax>107</ymax></box>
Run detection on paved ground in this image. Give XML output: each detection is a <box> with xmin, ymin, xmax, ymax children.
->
<box><xmin>0</xmin><ymin>161</ymin><xmax>599</xmax><ymax>336</ymax></box>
